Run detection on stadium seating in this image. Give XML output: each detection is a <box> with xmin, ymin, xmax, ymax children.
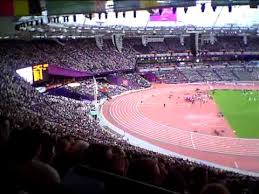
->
<box><xmin>1</xmin><ymin>39</ymin><xmax>259</xmax><ymax>194</ymax></box>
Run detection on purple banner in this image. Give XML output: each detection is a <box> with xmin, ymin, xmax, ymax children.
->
<box><xmin>144</xmin><ymin>72</ymin><xmax>157</xmax><ymax>82</ymax></box>
<box><xmin>48</xmin><ymin>65</ymin><xmax>93</xmax><ymax>77</ymax></box>
<box><xmin>150</xmin><ymin>8</ymin><xmax>177</xmax><ymax>22</ymax></box>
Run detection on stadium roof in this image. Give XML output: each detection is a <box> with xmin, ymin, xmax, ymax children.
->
<box><xmin>1</xmin><ymin>0</ymin><xmax>259</xmax><ymax>39</ymax></box>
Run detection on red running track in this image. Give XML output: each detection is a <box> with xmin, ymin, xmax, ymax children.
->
<box><xmin>102</xmin><ymin>83</ymin><xmax>259</xmax><ymax>173</ymax></box>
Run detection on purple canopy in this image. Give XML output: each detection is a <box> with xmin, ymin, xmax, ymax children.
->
<box><xmin>48</xmin><ymin>65</ymin><xmax>93</xmax><ymax>77</ymax></box>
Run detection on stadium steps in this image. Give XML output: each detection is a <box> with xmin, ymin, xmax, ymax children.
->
<box><xmin>212</xmin><ymin>69</ymin><xmax>223</xmax><ymax>81</ymax></box>
<box><xmin>195</xmin><ymin>70</ymin><xmax>206</xmax><ymax>81</ymax></box>
<box><xmin>230</xmin><ymin>70</ymin><xmax>241</xmax><ymax>81</ymax></box>
<box><xmin>177</xmin><ymin>69</ymin><xmax>189</xmax><ymax>82</ymax></box>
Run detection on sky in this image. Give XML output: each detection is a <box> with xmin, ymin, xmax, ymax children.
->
<box><xmin>70</xmin><ymin>4</ymin><xmax>259</xmax><ymax>27</ymax></box>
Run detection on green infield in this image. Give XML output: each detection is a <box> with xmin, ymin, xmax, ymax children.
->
<box><xmin>211</xmin><ymin>90</ymin><xmax>259</xmax><ymax>138</ymax></box>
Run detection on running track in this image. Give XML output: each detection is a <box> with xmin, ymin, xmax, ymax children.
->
<box><xmin>102</xmin><ymin>83</ymin><xmax>259</xmax><ymax>173</ymax></box>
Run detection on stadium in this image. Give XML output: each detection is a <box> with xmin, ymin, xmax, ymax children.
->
<box><xmin>1</xmin><ymin>0</ymin><xmax>259</xmax><ymax>194</ymax></box>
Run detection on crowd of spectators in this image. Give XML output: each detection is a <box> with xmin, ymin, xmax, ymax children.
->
<box><xmin>213</xmin><ymin>67</ymin><xmax>239</xmax><ymax>81</ymax></box>
<box><xmin>164</xmin><ymin>38</ymin><xmax>189</xmax><ymax>53</ymax></box>
<box><xmin>52</xmin><ymin>63</ymin><xmax>259</xmax><ymax>100</ymax></box>
<box><xmin>180</xmin><ymin>68</ymin><xmax>205</xmax><ymax>82</ymax></box>
<box><xmin>156</xmin><ymin>69</ymin><xmax>188</xmax><ymax>84</ymax></box>
<box><xmin>232</xmin><ymin>67</ymin><xmax>255</xmax><ymax>81</ymax></box>
<box><xmin>147</xmin><ymin>62</ymin><xmax>259</xmax><ymax>84</ymax></box>
<box><xmin>1</xmin><ymin>36</ymin><xmax>259</xmax><ymax>74</ymax></box>
<box><xmin>0</xmin><ymin>39</ymin><xmax>138</xmax><ymax>72</ymax></box>
<box><xmin>62</xmin><ymin>73</ymin><xmax>150</xmax><ymax>100</ymax></box>
<box><xmin>1</xmin><ymin>38</ymin><xmax>259</xmax><ymax>194</ymax></box>
<box><xmin>64</xmin><ymin>79</ymin><xmax>128</xmax><ymax>99</ymax></box>
<box><xmin>200</xmin><ymin>36</ymin><xmax>259</xmax><ymax>52</ymax></box>
<box><xmin>119</xmin><ymin>73</ymin><xmax>151</xmax><ymax>89</ymax></box>
<box><xmin>196</xmin><ymin>68</ymin><xmax>222</xmax><ymax>82</ymax></box>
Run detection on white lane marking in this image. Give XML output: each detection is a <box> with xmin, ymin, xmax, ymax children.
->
<box><xmin>190</xmin><ymin>132</ymin><xmax>196</xmax><ymax>149</ymax></box>
<box><xmin>105</xmin><ymin>87</ymin><xmax>259</xmax><ymax>157</ymax></box>
<box><xmin>234</xmin><ymin>161</ymin><xmax>239</xmax><ymax>168</ymax></box>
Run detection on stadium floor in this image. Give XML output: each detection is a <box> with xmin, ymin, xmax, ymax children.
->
<box><xmin>102</xmin><ymin>83</ymin><xmax>259</xmax><ymax>173</ymax></box>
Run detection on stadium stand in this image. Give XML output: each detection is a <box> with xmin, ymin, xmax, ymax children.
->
<box><xmin>1</xmin><ymin>37</ymin><xmax>259</xmax><ymax>194</ymax></box>
<box><xmin>3</xmin><ymin>0</ymin><xmax>259</xmax><ymax>192</ymax></box>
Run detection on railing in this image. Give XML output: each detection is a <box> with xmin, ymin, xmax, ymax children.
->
<box><xmin>70</xmin><ymin>165</ymin><xmax>178</xmax><ymax>194</ymax></box>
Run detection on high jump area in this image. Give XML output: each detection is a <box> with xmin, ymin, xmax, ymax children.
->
<box><xmin>101</xmin><ymin>83</ymin><xmax>259</xmax><ymax>174</ymax></box>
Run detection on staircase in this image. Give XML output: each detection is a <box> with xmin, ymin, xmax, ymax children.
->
<box><xmin>195</xmin><ymin>69</ymin><xmax>206</xmax><ymax>81</ymax></box>
<box><xmin>212</xmin><ymin>69</ymin><xmax>223</xmax><ymax>81</ymax></box>
<box><xmin>230</xmin><ymin>69</ymin><xmax>240</xmax><ymax>81</ymax></box>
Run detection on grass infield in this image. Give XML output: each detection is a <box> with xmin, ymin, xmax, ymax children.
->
<box><xmin>211</xmin><ymin>90</ymin><xmax>259</xmax><ymax>138</ymax></box>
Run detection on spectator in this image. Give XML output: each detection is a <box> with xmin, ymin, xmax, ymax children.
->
<box><xmin>6</xmin><ymin>128</ymin><xmax>61</xmax><ymax>193</ymax></box>
<box><xmin>200</xmin><ymin>183</ymin><xmax>230</xmax><ymax>194</ymax></box>
<box><xmin>108</xmin><ymin>145</ymin><xmax>129</xmax><ymax>176</ymax></box>
<box><xmin>37</xmin><ymin>131</ymin><xmax>56</xmax><ymax>164</ymax></box>
<box><xmin>127</xmin><ymin>158</ymin><xmax>168</xmax><ymax>186</ymax></box>
<box><xmin>0</xmin><ymin>115</ymin><xmax>10</xmax><ymax>147</ymax></box>
<box><xmin>189</xmin><ymin>167</ymin><xmax>208</xmax><ymax>194</ymax></box>
<box><xmin>163</xmin><ymin>167</ymin><xmax>186</xmax><ymax>194</ymax></box>
<box><xmin>83</xmin><ymin>143</ymin><xmax>113</xmax><ymax>171</ymax></box>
